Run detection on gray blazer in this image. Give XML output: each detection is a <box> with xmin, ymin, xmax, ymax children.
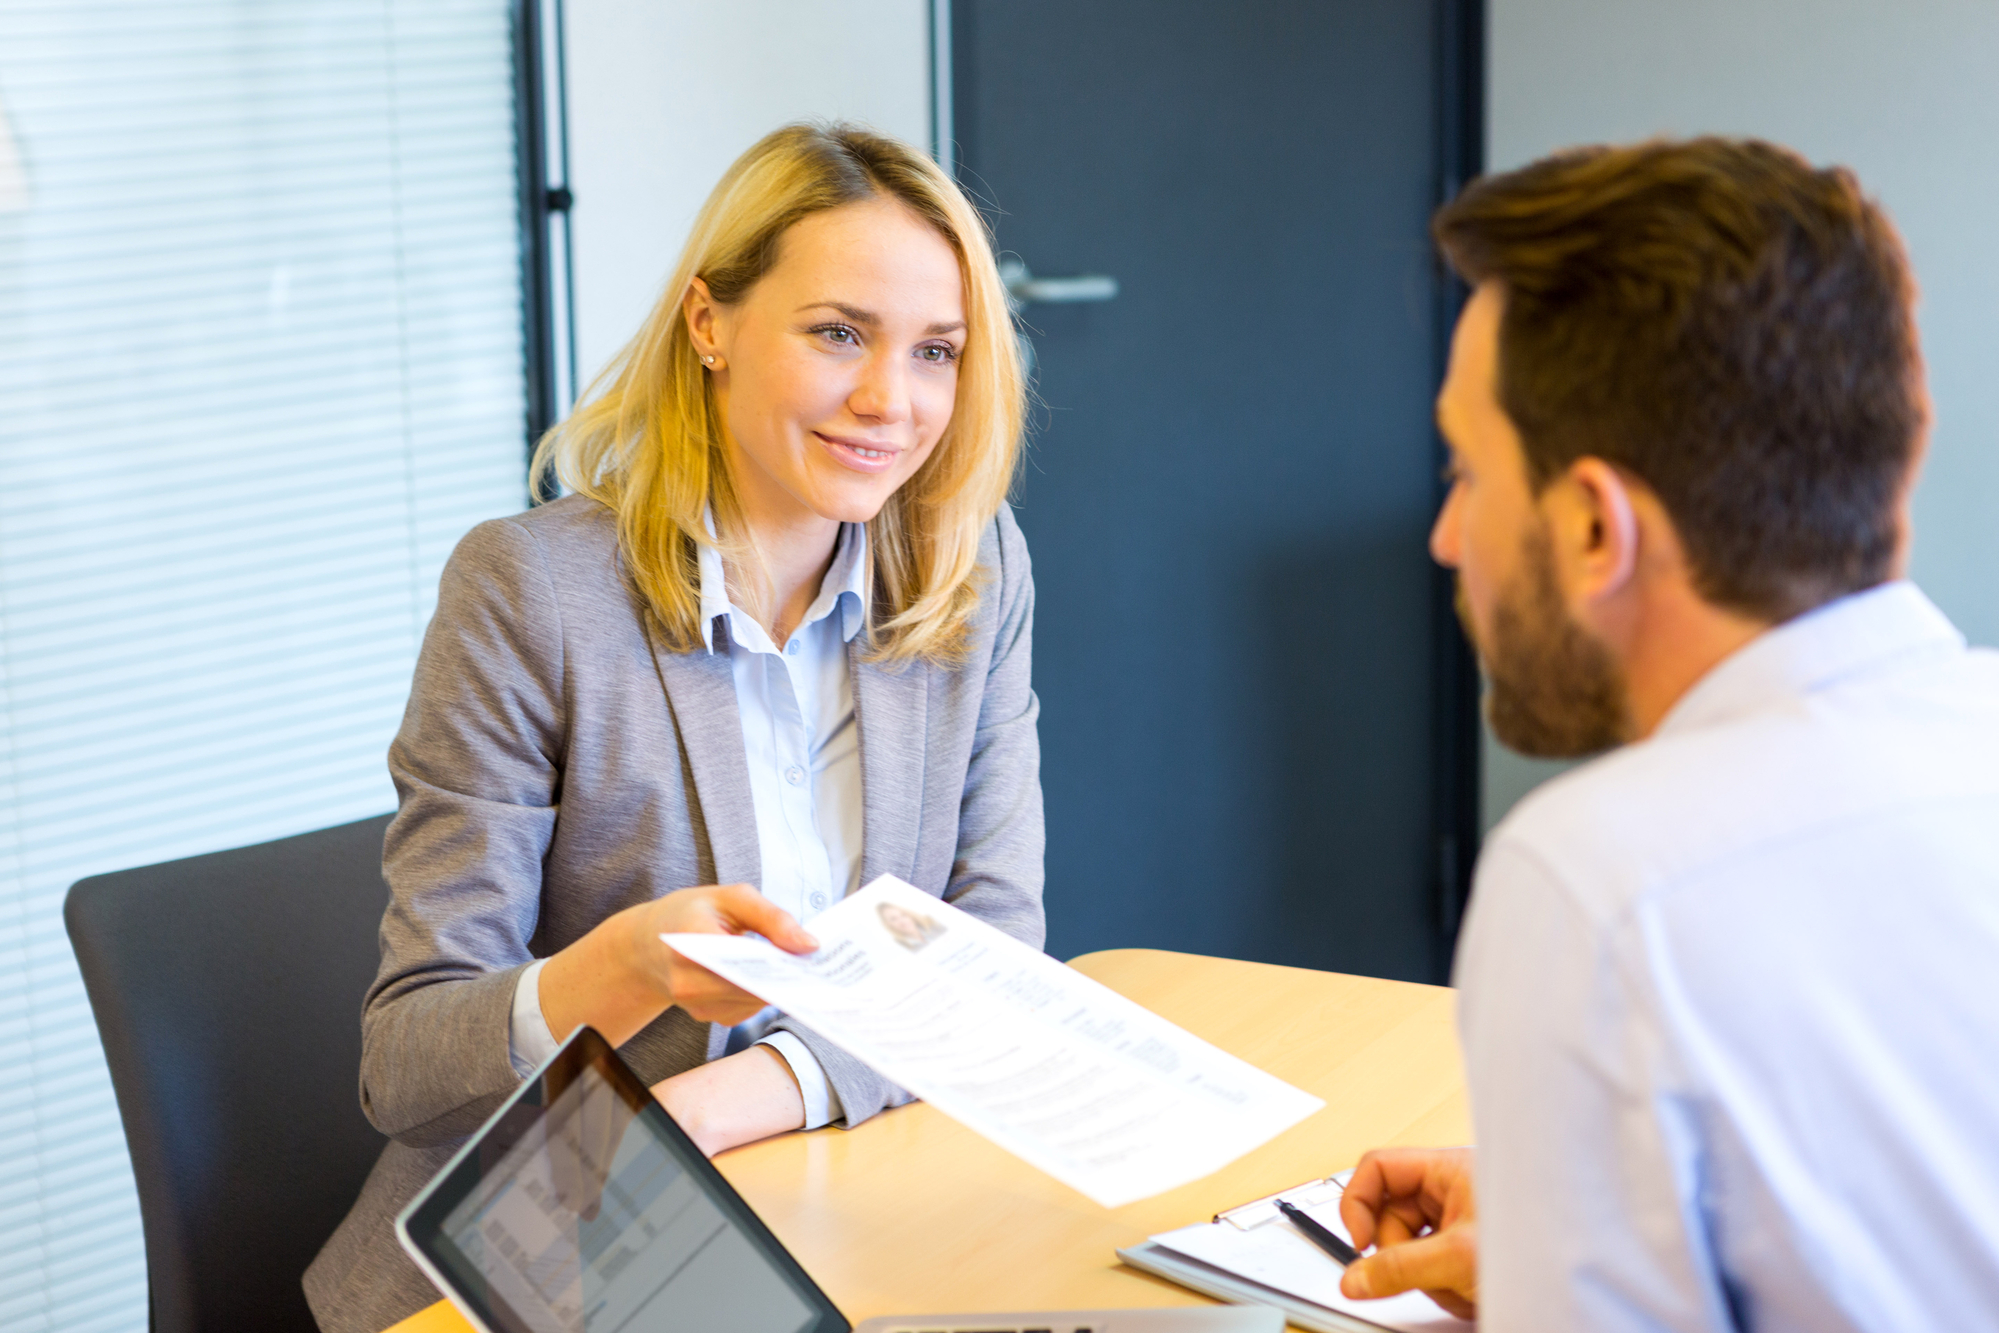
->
<box><xmin>304</xmin><ymin>495</ymin><xmax>1043</xmax><ymax>1333</ymax></box>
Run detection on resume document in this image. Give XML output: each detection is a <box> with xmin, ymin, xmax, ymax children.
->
<box><xmin>664</xmin><ymin>877</ymin><xmax>1323</xmax><ymax>1207</ymax></box>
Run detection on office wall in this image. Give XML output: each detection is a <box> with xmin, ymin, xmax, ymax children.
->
<box><xmin>563</xmin><ymin>0</ymin><xmax>933</xmax><ymax>388</ymax></box>
<box><xmin>1484</xmin><ymin>0</ymin><xmax>1999</xmax><ymax>827</ymax></box>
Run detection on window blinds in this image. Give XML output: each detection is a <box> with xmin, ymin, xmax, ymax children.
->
<box><xmin>0</xmin><ymin>3</ymin><xmax>528</xmax><ymax>1328</ymax></box>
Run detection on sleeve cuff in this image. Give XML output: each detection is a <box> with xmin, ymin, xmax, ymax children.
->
<box><xmin>507</xmin><ymin>957</ymin><xmax>560</xmax><ymax>1078</ymax></box>
<box><xmin>757</xmin><ymin>1030</ymin><xmax>843</xmax><ymax>1130</ymax></box>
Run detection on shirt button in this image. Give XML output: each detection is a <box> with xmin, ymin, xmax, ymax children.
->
<box><xmin>785</xmin><ymin>766</ymin><xmax>805</xmax><ymax>786</ymax></box>
<box><xmin>810</xmin><ymin>892</ymin><xmax>827</xmax><ymax>909</ymax></box>
<box><xmin>787</xmin><ymin>641</ymin><xmax>801</xmax><ymax>655</ymax></box>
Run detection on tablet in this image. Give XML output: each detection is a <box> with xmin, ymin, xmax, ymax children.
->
<box><xmin>397</xmin><ymin>1026</ymin><xmax>849</xmax><ymax>1333</ymax></box>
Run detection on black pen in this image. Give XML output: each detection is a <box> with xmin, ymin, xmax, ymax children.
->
<box><xmin>1278</xmin><ymin>1199</ymin><xmax>1361</xmax><ymax>1267</ymax></box>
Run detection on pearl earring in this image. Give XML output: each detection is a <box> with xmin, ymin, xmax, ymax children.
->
<box><xmin>701</xmin><ymin>354</ymin><xmax>716</xmax><ymax>366</ymax></box>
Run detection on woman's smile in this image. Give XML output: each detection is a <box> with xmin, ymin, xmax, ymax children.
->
<box><xmin>814</xmin><ymin>429</ymin><xmax>903</xmax><ymax>473</ymax></box>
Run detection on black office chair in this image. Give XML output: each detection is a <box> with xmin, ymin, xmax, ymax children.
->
<box><xmin>65</xmin><ymin>814</ymin><xmax>394</xmax><ymax>1333</ymax></box>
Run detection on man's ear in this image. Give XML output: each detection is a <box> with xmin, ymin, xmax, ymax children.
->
<box><xmin>1543</xmin><ymin>456</ymin><xmax>1640</xmax><ymax>607</ymax></box>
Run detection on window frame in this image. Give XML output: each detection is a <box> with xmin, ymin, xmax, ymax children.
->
<box><xmin>515</xmin><ymin>0</ymin><xmax>576</xmax><ymax>479</ymax></box>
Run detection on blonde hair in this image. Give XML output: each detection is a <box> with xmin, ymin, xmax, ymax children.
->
<box><xmin>533</xmin><ymin>122</ymin><xmax>1025</xmax><ymax>664</ymax></box>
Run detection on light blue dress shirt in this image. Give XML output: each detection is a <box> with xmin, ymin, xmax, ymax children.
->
<box><xmin>1456</xmin><ymin>581</ymin><xmax>1999</xmax><ymax>1331</ymax></box>
<box><xmin>509</xmin><ymin>522</ymin><xmax>869</xmax><ymax>1129</ymax></box>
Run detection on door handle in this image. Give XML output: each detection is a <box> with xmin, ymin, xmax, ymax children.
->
<box><xmin>1000</xmin><ymin>257</ymin><xmax>1119</xmax><ymax>307</ymax></box>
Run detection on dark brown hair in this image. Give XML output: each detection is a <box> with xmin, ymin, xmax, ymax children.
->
<box><xmin>1434</xmin><ymin>137</ymin><xmax>1923</xmax><ymax>620</ymax></box>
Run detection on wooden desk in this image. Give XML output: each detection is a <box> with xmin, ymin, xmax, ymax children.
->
<box><xmin>385</xmin><ymin>949</ymin><xmax>1468</xmax><ymax>1333</ymax></box>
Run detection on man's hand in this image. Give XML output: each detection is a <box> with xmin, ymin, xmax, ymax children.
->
<box><xmin>1338</xmin><ymin>1146</ymin><xmax>1479</xmax><ymax>1320</ymax></box>
<box><xmin>653</xmin><ymin>1045</ymin><xmax>808</xmax><ymax>1156</ymax></box>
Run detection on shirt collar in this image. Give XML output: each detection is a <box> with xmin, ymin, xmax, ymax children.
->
<box><xmin>697</xmin><ymin>515</ymin><xmax>870</xmax><ymax>653</ymax></box>
<box><xmin>1655</xmin><ymin>580</ymin><xmax>1965</xmax><ymax>738</ymax></box>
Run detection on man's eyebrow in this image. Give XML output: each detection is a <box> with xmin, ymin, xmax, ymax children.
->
<box><xmin>799</xmin><ymin>302</ymin><xmax>966</xmax><ymax>338</ymax></box>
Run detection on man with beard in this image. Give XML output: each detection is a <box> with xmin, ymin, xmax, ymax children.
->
<box><xmin>1329</xmin><ymin>139</ymin><xmax>1999</xmax><ymax>1331</ymax></box>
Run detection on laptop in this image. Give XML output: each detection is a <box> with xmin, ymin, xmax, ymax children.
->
<box><xmin>397</xmin><ymin>1026</ymin><xmax>1281</xmax><ymax>1333</ymax></box>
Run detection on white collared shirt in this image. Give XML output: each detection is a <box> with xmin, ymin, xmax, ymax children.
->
<box><xmin>509</xmin><ymin>522</ymin><xmax>869</xmax><ymax>1129</ymax></box>
<box><xmin>1456</xmin><ymin>582</ymin><xmax>1999</xmax><ymax>1331</ymax></box>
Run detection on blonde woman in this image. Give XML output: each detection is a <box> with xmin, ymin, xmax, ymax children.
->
<box><xmin>306</xmin><ymin>124</ymin><xmax>1041</xmax><ymax>1333</ymax></box>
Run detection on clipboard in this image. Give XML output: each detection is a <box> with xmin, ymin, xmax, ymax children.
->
<box><xmin>1115</xmin><ymin>1171</ymin><xmax>1470</xmax><ymax>1333</ymax></box>
<box><xmin>1211</xmin><ymin>1174</ymin><xmax>1353</xmax><ymax>1231</ymax></box>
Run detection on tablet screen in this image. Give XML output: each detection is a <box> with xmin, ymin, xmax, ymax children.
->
<box><xmin>400</xmin><ymin>1029</ymin><xmax>845</xmax><ymax>1333</ymax></box>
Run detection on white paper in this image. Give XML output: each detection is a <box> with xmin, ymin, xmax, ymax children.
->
<box><xmin>662</xmin><ymin>875</ymin><xmax>1323</xmax><ymax>1207</ymax></box>
<box><xmin>1149</xmin><ymin>1172</ymin><xmax>1468</xmax><ymax>1331</ymax></box>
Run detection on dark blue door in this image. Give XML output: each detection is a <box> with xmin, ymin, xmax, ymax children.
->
<box><xmin>953</xmin><ymin>0</ymin><xmax>1482</xmax><ymax>982</ymax></box>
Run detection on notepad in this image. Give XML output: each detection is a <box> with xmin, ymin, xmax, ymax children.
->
<box><xmin>1116</xmin><ymin>1171</ymin><xmax>1470</xmax><ymax>1332</ymax></box>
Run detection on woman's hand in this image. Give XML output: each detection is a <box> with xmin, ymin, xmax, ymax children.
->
<box><xmin>1338</xmin><ymin>1146</ymin><xmax>1479</xmax><ymax>1320</ymax></box>
<box><xmin>653</xmin><ymin>1045</ymin><xmax>809</xmax><ymax>1156</ymax></box>
<box><xmin>539</xmin><ymin>883</ymin><xmax>817</xmax><ymax>1049</ymax></box>
<box><xmin>622</xmin><ymin>883</ymin><xmax>819</xmax><ymax>1024</ymax></box>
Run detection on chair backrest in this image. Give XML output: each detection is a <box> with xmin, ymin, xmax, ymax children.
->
<box><xmin>65</xmin><ymin>814</ymin><xmax>394</xmax><ymax>1333</ymax></box>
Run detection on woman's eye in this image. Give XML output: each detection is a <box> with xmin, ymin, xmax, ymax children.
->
<box><xmin>815</xmin><ymin>324</ymin><xmax>860</xmax><ymax>346</ymax></box>
<box><xmin>918</xmin><ymin>343</ymin><xmax>960</xmax><ymax>364</ymax></box>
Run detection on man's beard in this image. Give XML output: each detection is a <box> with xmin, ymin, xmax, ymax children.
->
<box><xmin>1463</xmin><ymin>523</ymin><xmax>1633</xmax><ymax>759</ymax></box>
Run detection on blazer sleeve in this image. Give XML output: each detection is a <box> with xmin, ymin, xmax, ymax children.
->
<box><xmin>771</xmin><ymin>506</ymin><xmax>1046</xmax><ymax>1126</ymax></box>
<box><xmin>358</xmin><ymin>517</ymin><xmax>564</xmax><ymax>1146</ymax></box>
